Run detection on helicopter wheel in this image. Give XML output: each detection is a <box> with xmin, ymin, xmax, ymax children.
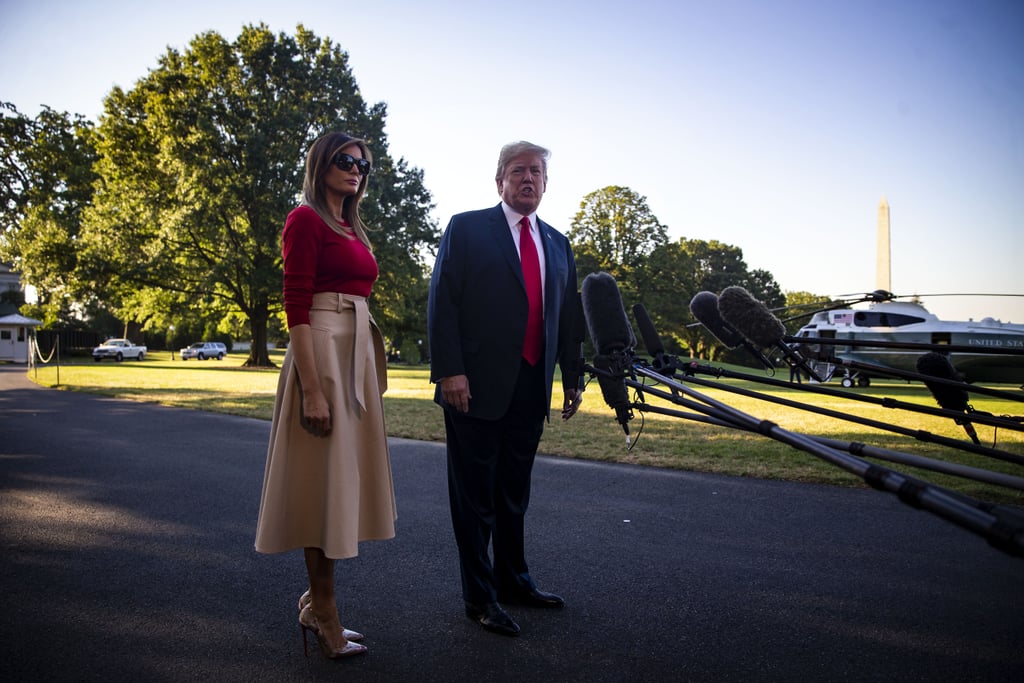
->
<box><xmin>841</xmin><ymin>377</ymin><xmax>854</xmax><ymax>388</ymax></box>
<box><xmin>857</xmin><ymin>376</ymin><xmax>871</xmax><ymax>388</ymax></box>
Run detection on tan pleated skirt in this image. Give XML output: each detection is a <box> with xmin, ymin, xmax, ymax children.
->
<box><xmin>255</xmin><ymin>292</ymin><xmax>397</xmax><ymax>559</ymax></box>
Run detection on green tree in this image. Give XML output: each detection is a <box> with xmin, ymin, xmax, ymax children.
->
<box><xmin>78</xmin><ymin>24</ymin><xmax>436</xmax><ymax>366</ymax></box>
<box><xmin>568</xmin><ymin>186</ymin><xmax>670</xmax><ymax>361</ymax></box>
<box><xmin>0</xmin><ymin>102</ymin><xmax>100</xmax><ymax>326</ymax></box>
<box><xmin>565</xmin><ymin>189</ymin><xmax>789</xmax><ymax>365</ymax></box>
<box><xmin>683</xmin><ymin>239</ymin><xmax>748</xmax><ymax>295</ymax></box>
<box><xmin>630</xmin><ymin>240</ymin><xmax>696</xmax><ymax>357</ymax></box>
<box><xmin>780</xmin><ymin>290</ymin><xmax>833</xmax><ymax>335</ymax></box>
<box><xmin>359</xmin><ymin>152</ymin><xmax>437</xmax><ymax>360</ymax></box>
<box><xmin>744</xmin><ymin>268</ymin><xmax>784</xmax><ymax>310</ymax></box>
<box><xmin>674</xmin><ymin>239</ymin><xmax>784</xmax><ymax>363</ymax></box>
<box><xmin>568</xmin><ymin>185</ymin><xmax>669</xmax><ymax>283</ymax></box>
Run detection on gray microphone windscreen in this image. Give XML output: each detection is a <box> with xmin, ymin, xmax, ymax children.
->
<box><xmin>689</xmin><ymin>291</ymin><xmax>745</xmax><ymax>348</ymax></box>
<box><xmin>916</xmin><ymin>352</ymin><xmax>970</xmax><ymax>412</ymax></box>
<box><xmin>718</xmin><ymin>286</ymin><xmax>786</xmax><ymax>347</ymax></box>
<box><xmin>581</xmin><ymin>272</ymin><xmax>635</xmax><ymax>356</ymax></box>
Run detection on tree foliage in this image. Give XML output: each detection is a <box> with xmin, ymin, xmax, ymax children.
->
<box><xmin>569</xmin><ymin>185</ymin><xmax>669</xmax><ymax>283</ymax></box>
<box><xmin>567</xmin><ymin>185</ymin><xmax>789</xmax><ymax>364</ymax></box>
<box><xmin>568</xmin><ymin>186</ymin><xmax>671</xmax><ymax>358</ymax></box>
<box><xmin>781</xmin><ymin>290</ymin><xmax>834</xmax><ymax>335</ymax></box>
<box><xmin>629</xmin><ymin>240</ymin><xmax>695</xmax><ymax>357</ymax></box>
<box><xmin>0</xmin><ymin>102</ymin><xmax>100</xmax><ymax>325</ymax></box>
<box><xmin>663</xmin><ymin>240</ymin><xmax>785</xmax><ymax>362</ymax></box>
<box><xmin>76</xmin><ymin>24</ymin><xmax>437</xmax><ymax>366</ymax></box>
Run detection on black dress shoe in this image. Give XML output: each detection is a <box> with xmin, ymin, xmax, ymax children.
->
<box><xmin>465</xmin><ymin>601</ymin><xmax>520</xmax><ymax>637</ymax></box>
<box><xmin>497</xmin><ymin>587</ymin><xmax>565</xmax><ymax>608</ymax></box>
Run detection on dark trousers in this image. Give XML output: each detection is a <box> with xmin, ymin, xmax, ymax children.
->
<box><xmin>444</xmin><ymin>359</ymin><xmax>547</xmax><ymax>605</ymax></box>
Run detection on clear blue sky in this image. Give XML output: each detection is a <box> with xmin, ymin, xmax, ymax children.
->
<box><xmin>2</xmin><ymin>0</ymin><xmax>1022</xmax><ymax>322</ymax></box>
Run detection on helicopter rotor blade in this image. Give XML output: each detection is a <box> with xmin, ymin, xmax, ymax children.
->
<box><xmin>898</xmin><ymin>292</ymin><xmax>1024</xmax><ymax>298</ymax></box>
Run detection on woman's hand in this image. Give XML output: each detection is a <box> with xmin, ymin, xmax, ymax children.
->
<box><xmin>300</xmin><ymin>389</ymin><xmax>332</xmax><ymax>437</ymax></box>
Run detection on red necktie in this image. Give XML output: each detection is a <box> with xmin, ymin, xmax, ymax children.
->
<box><xmin>519</xmin><ymin>217</ymin><xmax>543</xmax><ymax>366</ymax></box>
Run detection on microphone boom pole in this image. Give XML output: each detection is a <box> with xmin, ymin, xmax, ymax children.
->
<box><xmin>827</xmin><ymin>358</ymin><xmax>1024</xmax><ymax>404</ymax></box>
<box><xmin>628</xmin><ymin>363</ymin><xmax>1024</xmax><ymax>557</ymax></box>
<box><xmin>632</xmin><ymin>387</ymin><xmax>1024</xmax><ymax>492</ymax></box>
<box><xmin>674</xmin><ymin>357</ymin><xmax>1024</xmax><ymax>435</ymax></box>
<box><xmin>654</xmin><ymin>357</ymin><xmax>1024</xmax><ymax>465</ymax></box>
<box><xmin>784</xmin><ymin>334</ymin><xmax>1024</xmax><ymax>356</ymax></box>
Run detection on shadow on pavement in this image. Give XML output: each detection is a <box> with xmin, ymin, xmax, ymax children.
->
<box><xmin>1</xmin><ymin>364</ymin><xmax>1021</xmax><ymax>682</ymax></box>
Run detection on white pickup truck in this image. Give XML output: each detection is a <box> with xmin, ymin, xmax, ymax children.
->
<box><xmin>92</xmin><ymin>338</ymin><xmax>147</xmax><ymax>362</ymax></box>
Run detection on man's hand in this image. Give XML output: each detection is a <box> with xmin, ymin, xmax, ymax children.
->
<box><xmin>440</xmin><ymin>374</ymin><xmax>471</xmax><ymax>413</ymax></box>
<box><xmin>561</xmin><ymin>388</ymin><xmax>583</xmax><ymax>420</ymax></box>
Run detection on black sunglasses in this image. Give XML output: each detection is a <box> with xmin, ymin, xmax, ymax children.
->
<box><xmin>331</xmin><ymin>152</ymin><xmax>372</xmax><ymax>176</ymax></box>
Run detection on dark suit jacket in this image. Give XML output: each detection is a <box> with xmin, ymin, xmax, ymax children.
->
<box><xmin>428</xmin><ymin>203</ymin><xmax>582</xmax><ymax>420</ymax></box>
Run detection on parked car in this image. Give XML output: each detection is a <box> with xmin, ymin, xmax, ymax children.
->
<box><xmin>92</xmin><ymin>338</ymin><xmax>147</xmax><ymax>362</ymax></box>
<box><xmin>180</xmin><ymin>341</ymin><xmax>227</xmax><ymax>360</ymax></box>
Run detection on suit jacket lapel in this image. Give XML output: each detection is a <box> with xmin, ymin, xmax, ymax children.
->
<box><xmin>537</xmin><ymin>218</ymin><xmax>559</xmax><ymax>299</ymax></box>
<box><xmin>491</xmin><ymin>204</ymin><xmax>526</xmax><ymax>288</ymax></box>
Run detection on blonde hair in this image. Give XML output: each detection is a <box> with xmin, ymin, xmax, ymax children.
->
<box><xmin>495</xmin><ymin>141</ymin><xmax>550</xmax><ymax>182</ymax></box>
<box><xmin>301</xmin><ymin>131</ymin><xmax>374</xmax><ymax>250</ymax></box>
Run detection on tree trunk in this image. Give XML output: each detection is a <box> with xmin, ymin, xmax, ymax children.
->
<box><xmin>123</xmin><ymin>320</ymin><xmax>144</xmax><ymax>345</ymax></box>
<box><xmin>244</xmin><ymin>305</ymin><xmax>275</xmax><ymax>367</ymax></box>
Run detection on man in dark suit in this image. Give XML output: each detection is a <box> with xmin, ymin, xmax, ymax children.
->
<box><xmin>427</xmin><ymin>141</ymin><xmax>584</xmax><ymax>637</ymax></box>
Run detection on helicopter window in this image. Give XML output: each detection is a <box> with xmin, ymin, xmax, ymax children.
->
<box><xmin>813</xmin><ymin>329</ymin><xmax>837</xmax><ymax>358</ymax></box>
<box><xmin>853</xmin><ymin>311</ymin><xmax>926</xmax><ymax>327</ymax></box>
<box><xmin>931</xmin><ymin>332</ymin><xmax>952</xmax><ymax>345</ymax></box>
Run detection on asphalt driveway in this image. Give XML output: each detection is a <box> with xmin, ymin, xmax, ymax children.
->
<box><xmin>1</xmin><ymin>364</ymin><xmax>1021</xmax><ymax>682</ymax></box>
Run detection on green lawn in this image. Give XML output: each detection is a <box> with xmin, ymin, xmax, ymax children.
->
<box><xmin>23</xmin><ymin>350</ymin><xmax>1024</xmax><ymax>505</ymax></box>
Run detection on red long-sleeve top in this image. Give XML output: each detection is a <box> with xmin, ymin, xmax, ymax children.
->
<box><xmin>282</xmin><ymin>205</ymin><xmax>378</xmax><ymax>328</ymax></box>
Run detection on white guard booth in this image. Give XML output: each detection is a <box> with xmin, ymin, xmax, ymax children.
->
<box><xmin>0</xmin><ymin>313</ymin><xmax>43</xmax><ymax>363</ymax></box>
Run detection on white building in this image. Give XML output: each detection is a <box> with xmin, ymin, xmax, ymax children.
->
<box><xmin>0</xmin><ymin>262</ymin><xmax>21</xmax><ymax>296</ymax></box>
<box><xmin>0</xmin><ymin>263</ymin><xmax>41</xmax><ymax>363</ymax></box>
<box><xmin>0</xmin><ymin>313</ymin><xmax>42</xmax><ymax>363</ymax></box>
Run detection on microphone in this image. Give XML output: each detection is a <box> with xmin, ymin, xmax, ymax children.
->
<box><xmin>634</xmin><ymin>301</ymin><xmax>690</xmax><ymax>376</ymax></box>
<box><xmin>572</xmin><ymin>289</ymin><xmax>587</xmax><ymax>344</ymax></box>
<box><xmin>581</xmin><ymin>272</ymin><xmax>635</xmax><ymax>440</ymax></box>
<box><xmin>632</xmin><ymin>303</ymin><xmax>665</xmax><ymax>359</ymax></box>
<box><xmin>688</xmin><ymin>291</ymin><xmax>773</xmax><ymax>370</ymax></box>
<box><xmin>916</xmin><ymin>351</ymin><xmax>980</xmax><ymax>444</ymax></box>
<box><xmin>563</xmin><ymin>290</ymin><xmax>587</xmax><ymax>389</ymax></box>
<box><xmin>717</xmin><ymin>286</ymin><xmax>825</xmax><ymax>382</ymax></box>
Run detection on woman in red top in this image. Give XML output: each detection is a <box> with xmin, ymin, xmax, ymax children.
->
<box><xmin>255</xmin><ymin>132</ymin><xmax>396</xmax><ymax>659</ymax></box>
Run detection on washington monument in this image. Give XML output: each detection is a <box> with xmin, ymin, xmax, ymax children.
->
<box><xmin>876</xmin><ymin>197</ymin><xmax>891</xmax><ymax>292</ymax></box>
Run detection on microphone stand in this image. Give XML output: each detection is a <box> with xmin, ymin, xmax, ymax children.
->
<box><xmin>784</xmin><ymin>334</ymin><xmax>1024</xmax><ymax>357</ymax></box>
<box><xmin>675</xmin><ymin>359</ymin><xmax>1024</xmax><ymax>437</ymax></box>
<box><xmin>777</xmin><ymin>343</ymin><xmax>827</xmax><ymax>383</ymax></box>
<box><xmin>584</xmin><ymin>349</ymin><xmax>641</xmax><ymax>446</ymax></box>
<box><xmin>648</xmin><ymin>355</ymin><xmax>1024</xmax><ymax>465</ymax></box>
<box><xmin>633</xmin><ymin>400</ymin><xmax>1024</xmax><ymax>492</ymax></box>
<box><xmin>822</xmin><ymin>357</ymin><xmax>1024</xmax><ymax>403</ymax></box>
<box><xmin>622</xmin><ymin>364</ymin><xmax>1024</xmax><ymax>558</ymax></box>
<box><xmin>785</xmin><ymin>339</ymin><xmax>1022</xmax><ymax>447</ymax></box>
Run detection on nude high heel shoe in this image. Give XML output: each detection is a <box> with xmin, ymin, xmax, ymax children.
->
<box><xmin>298</xmin><ymin>590</ymin><xmax>364</xmax><ymax>642</ymax></box>
<box><xmin>299</xmin><ymin>605</ymin><xmax>368</xmax><ymax>659</ymax></box>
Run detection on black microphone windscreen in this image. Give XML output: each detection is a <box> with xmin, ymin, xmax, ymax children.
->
<box><xmin>581</xmin><ymin>273</ymin><xmax>634</xmax><ymax>434</ymax></box>
<box><xmin>916</xmin><ymin>352</ymin><xmax>970</xmax><ymax>412</ymax></box>
<box><xmin>632</xmin><ymin>303</ymin><xmax>665</xmax><ymax>357</ymax></box>
<box><xmin>572</xmin><ymin>290</ymin><xmax>586</xmax><ymax>345</ymax></box>
<box><xmin>581</xmin><ymin>272</ymin><xmax>635</xmax><ymax>356</ymax></box>
<box><xmin>688</xmin><ymin>291</ymin><xmax>745</xmax><ymax>348</ymax></box>
<box><xmin>718</xmin><ymin>286</ymin><xmax>786</xmax><ymax>347</ymax></box>
<box><xmin>562</xmin><ymin>291</ymin><xmax>586</xmax><ymax>389</ymax></box>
